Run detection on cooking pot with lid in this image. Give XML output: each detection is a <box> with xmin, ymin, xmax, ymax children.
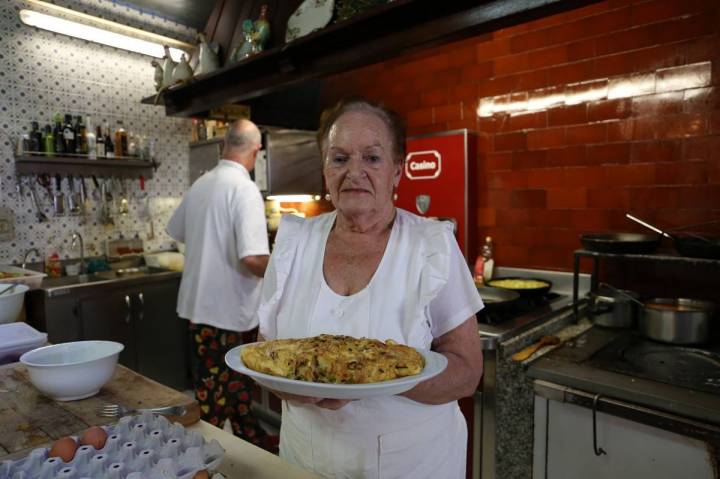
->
<box><xmin>639</xmin><ymin>298</ymin><xmax>714</xmax><ymax>345</ymax></box>
<box><xmin>589</xmin><ymin>288</ymin><xmax>639</xmax><ymax>328</ymax></box>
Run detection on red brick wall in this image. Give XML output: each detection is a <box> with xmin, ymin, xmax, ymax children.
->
<box><xmin>322</xmin><ymin>0</ymin><xmax>720</xmax><ymax>271</ymax></box>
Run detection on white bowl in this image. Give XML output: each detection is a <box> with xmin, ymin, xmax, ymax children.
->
<box><xmin>20</xmin><ymin>341</ymin><xmax>124</xmax><ymax>401</ymax></box>
<box><xmin>0</xmin><ymin>283</ymin><xmax>29</xmax><ymax>324</ymax></box>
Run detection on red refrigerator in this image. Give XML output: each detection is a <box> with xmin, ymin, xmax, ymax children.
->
<box><xmin>396</xmin><ymin>130</ymin><xmax>478</xmax><ymax>261</ymax></box>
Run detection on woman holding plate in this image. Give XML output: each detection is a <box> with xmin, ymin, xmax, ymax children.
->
<box><xmin>255</xmin><ymin>98</ymin><xmax>484</xmax><ymax>478</ymax></box>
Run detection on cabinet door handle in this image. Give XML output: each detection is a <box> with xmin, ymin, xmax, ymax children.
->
<box><xmin>124</xmin><ymin>295</ymin><xmax>131</xmax><ymax>323</ymax></box>
<box><xmin>137</xmin><ymin>292</ymin><xmax>144</xmax><ymax>321</ymax></box>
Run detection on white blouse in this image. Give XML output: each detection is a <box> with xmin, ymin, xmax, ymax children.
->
<box><xmin>257</xmin><ymin>208</ymin><xmax>483</xmax><ymax>479</ymax></box>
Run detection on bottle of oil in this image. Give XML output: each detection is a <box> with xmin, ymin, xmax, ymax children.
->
<box><xmin>114</xmin><ymin>120</ymin><xmax>127</xmax><ymax>157</ymax></box>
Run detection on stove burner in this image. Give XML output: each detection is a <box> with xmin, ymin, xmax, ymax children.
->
<box><xmin>477</xmin><ymin>292</ymin><xmax>561</xmax><ymax>325</ymax></box>
<box><xmin>589</xmin><ymin>336</ymin><xmax>720</xmax><ymax>395</ymax></box>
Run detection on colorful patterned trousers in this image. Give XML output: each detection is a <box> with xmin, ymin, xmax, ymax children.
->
<box><xmin>189</xmin><ymin>323</ymin><xmax>272</xmax><ymax>450</ymax></box>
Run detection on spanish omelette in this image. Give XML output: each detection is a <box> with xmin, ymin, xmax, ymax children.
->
<box><xmin>241</xmin><ymin>334</ymin><xmax>425</xmax><ymax>384</ymax></box>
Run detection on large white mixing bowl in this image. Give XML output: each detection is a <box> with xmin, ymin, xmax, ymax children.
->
<box><xmin>20</xmin><ymin>340</ymin><xmax>124</xmax><ymax>401</ymax></box>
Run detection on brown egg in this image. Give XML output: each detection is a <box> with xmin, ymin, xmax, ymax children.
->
<box><xmin>49</xmin><ymin>437</ymin><xmax>78</xmax><ymax>463</ymax></box>
<box><xmin>192</xmin><ymin>470</ymin><xmax>209</xmax><ymax>479</ymax></box>
<box><xmin>79</xmin><ymin>426</ymin><xmax>108</xmax><ymax>450</ymax></box>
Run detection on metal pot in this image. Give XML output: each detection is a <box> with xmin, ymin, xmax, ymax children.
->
<box><xmin>639</xmin><ymin>298</ymin><xmax>715</xmax><ymax>345</ymax></box>
<box><xmin>589</xmin><ymin>289</ymin><xmax>639</xmax><ymax>328</ymax></box>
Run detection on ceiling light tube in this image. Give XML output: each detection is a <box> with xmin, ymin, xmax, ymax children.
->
<box><xmin>19</xmin><ymin>0</ymin><xmax>193</xmax><ymax>61</ymax></box>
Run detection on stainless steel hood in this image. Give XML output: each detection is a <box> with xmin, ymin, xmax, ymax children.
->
<box><xmin>255</xmin><ymin>127</ymin><xmax>322</xmax><ymax>197</ymax></box>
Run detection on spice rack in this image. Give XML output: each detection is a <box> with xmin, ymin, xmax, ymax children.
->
<box><xmin>15</xmin><ymin>152</ymin><xmax>157</xmax><ymax>179</ymax></box>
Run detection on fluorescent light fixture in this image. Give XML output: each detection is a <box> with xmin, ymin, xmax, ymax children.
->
<box><xmin>19</xmin><ymin>0</ymin><xmax>193</xmax><ymax>61</ymax></box>
<box><xmin>266</xmin><ymin>195</ymin><xmax>315</xmax><ymax>203</ymax></box>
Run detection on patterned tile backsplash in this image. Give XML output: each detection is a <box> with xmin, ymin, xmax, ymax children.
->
<box><xmin>0</xmin><ymin>0</ymin><xmax>195</xmax><ymax>265</ymax></box>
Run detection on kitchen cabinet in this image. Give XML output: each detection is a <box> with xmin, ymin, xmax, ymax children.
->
<box><xmin>532</xmin><ymin>381</ymin><xmax>717</xmax><ymax>479</ymax></box>
<box><xmin>27</xmin><ymin>276</ymin><xmax>189</xmax><ymax>391</ymax></box>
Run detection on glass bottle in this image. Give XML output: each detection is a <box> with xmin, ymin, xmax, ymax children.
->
<box><xmin>75</xmin><ymin>115</ymin><xmax>87</xmax><ymax>154</ymax></box>
<box><xmin>114</xmin><ymin>120</ymin><xmax>127</xmax><ymax>158</ymax></box>
<box><xmin>96</xmin><ymin>125</ymin><xmax>105</xmax><ymax>158</ymax></box>
<box><xmin>53</xmin><ymin>113</ymin><xmax>64</xmax><ymax>154</ymax></box>
<box><xmin>43</xmin><ymin>124</ymin><xmax>55</xmax><ymax>154</ymax></box>
<box><xmin>86</xmin><ymin>116</ymin><xmax>97</xmax><ymax>159</ymax></box>
<box><xmin>105</xmin><ymin>125</ymin><xmax>115</xmax><ymax>159</ymax></box>
<box><xmin>62</xmin><ymin>114</ymin><xmax>76</xmax><ymax>154</ymax></box>
<box><xmin>29</xmin><ymin>121</ymin><xmax>42</xmax><ymax>152</ymax></box>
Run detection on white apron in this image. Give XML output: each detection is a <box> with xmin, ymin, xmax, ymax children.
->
<box><xmin>257</xmin><ymin>210</ymin><xmax>468</xmax><ymax>479</ymax></box>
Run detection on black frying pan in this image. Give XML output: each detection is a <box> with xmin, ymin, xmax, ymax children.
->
<box><xmin>485</xmin><ymin>277</ymin><xmax>553</xmax><ymax>299</ymax></box>
<box><xmin>476</xmin><ymin>286</ymin><xmax>520</xmax><ymax>313</ymax></box>
<box><xmin>580</xmin><ymin>233</ymin><xmax>661</xmax><ymax>254</ymax></box>
<box><xmin>670</xmin><ymin>234</ymin><xmax>720</xmax><ymax>259</ymax></box>
<box><xmin>626</xmin><ymin>214</ymin><xmax>720</xmax><ymax>259</ymax></box>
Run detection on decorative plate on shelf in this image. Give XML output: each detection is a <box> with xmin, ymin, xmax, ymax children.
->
<box><xmin>225</xmin><ymin>342</ymin><xmax>448</xmax><ymax>400</ymax></box>
<box><xmin>285</xmin><ymin>0</ymin><xmax>335</xmax><ymax>43</ymax></box>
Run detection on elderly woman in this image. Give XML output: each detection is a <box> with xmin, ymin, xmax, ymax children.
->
<box><xmin>256</xmin><ymin>98</ymin><xmax>484</xmax><ymax>478</ymax></box>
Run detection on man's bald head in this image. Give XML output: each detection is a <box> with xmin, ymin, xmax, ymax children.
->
<box><xmin>223</xmin><ymin>119</ymin><xmax>262</xmax><ymax>170</ymax></box>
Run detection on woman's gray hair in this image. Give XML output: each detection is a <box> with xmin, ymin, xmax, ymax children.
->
<box><xmin>317</xmin><ymin>98</ymin><xmax>406</xmax><ymax>165</ymax></box>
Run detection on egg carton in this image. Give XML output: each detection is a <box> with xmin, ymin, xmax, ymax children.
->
<box><xmin>0</xmin><ymin>413</ymin><xmax>225</xmax><ymax>479</ymax></box>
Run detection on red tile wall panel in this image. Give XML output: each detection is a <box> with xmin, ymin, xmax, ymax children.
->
<box><xmin>322</xmin><ymin>0</ymin><xmax>720</xmax><ymax>270</ymax></box>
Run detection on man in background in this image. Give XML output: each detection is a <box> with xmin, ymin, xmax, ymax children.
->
<box><xmin>167</xmin><ymin>119</ymin><xmax>272</xmax><ymax>449</ymax></box>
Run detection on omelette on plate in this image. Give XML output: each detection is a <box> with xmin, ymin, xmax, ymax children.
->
<box><xmin>241</xmin><ymin>334</ymin><xmax>424</xmax><ymax>384</ymax></box>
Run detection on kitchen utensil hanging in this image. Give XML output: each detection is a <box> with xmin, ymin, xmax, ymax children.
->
<box><xmin>626</xmin><ymin>213</ymin><xmax>720</xmax><ymax>259</ymax></box>
<box><xmin>52</xmin><ymin>174</ymin><xmax>65</xmax><ymax>217</ymax></box>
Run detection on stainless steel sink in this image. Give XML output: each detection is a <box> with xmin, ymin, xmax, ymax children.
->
<box><xmin>39</xmin><ymin>267</ymin><xmax>176</xmax><ymax>294</ymax></box>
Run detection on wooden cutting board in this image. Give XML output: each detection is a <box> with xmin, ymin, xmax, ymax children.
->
<box><xmin>0</xmin><ymin>363</ymin><xmax>200</xmax><ymax>460</ymax></box>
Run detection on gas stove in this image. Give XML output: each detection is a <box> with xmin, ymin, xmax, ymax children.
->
<box><xmin>477</xmin><ymin>267</ymin><xmax>590</xmax><ymax>348</ymax></box>
<box><xmin>588</xmin><ymin>335</ymin><xmax>720</xmax><ymax>395</ymax></box>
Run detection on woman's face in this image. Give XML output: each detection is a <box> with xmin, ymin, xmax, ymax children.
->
<box><xmin>323</xmin><ymin>110</ymin><xmax>401</xmax><ymax>218</ymax></box>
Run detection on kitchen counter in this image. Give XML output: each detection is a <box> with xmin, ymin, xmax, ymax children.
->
<box><xmin>37</xmin><ymin>268</ymin><xmax>182</xmax><ymax>298</ymax></box>
<box><xmin>528</xmin><ymin>327</ymin><xmax>720</xmax><ymax>426</ymax></box>
<box><xmin>0</xmin><ymin>362</ymin><xmax>319</xmax><ymax>478</ymax></box>
<box><xmin>188</xmin><ymin>421</ymin><xmax>320</xmax><ymax>479</ymax></box>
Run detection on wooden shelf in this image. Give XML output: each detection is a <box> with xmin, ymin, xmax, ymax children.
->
<box><xmin>145</xmin><ymin>0</ymin><xmax>598</xmax><ymax>125</ymax></box>
<box><xmin>15</xmin><ymin>153</ymin><xmax>157</xmax><ymax>178</ymax></box>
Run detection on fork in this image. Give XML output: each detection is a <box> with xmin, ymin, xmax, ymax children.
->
<box><xmin>97</xmin><ymin>404</ymin><xmax>187</xmax><ymax>418</ymax></box>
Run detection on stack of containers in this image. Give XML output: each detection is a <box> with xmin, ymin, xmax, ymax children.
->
<box><xmin>0</xmin><ymin>322</ymin><xmax>47</xmax><ymax>365</ymax></box>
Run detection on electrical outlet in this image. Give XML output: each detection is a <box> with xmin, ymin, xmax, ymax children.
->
<box><xmin>0</xmin><ymin>207</ymin><xmax>15</xmax><ymax>241</ymax></box>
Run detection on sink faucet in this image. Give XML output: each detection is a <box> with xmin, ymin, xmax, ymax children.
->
<box><xmin>71</xmin><ymin>232</ymin><xmax>85</xmax><ymax>274</ymax></box>
<box><xmin>22</xmin><ymin>248</ymin><xmax>43</xmax><ymax>272</ymax></box>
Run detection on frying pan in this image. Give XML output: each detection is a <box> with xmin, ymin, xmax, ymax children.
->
<box><xmin>580</xmin><ymin>233</ymin><xmax>661</xmax><ymax>254</ymax></box>
<box><xmin>476</xmin><ymin>286</ymin><xmax>520</xmax><ymax>312</ymax></box>
<box><xmin>485</xmin><ymin>277</ymin><xmax>552</xmax><ymax>298</ymax></box>
<box><xmin>626</xmin><ymin>214</ymin><xmax>720</xmax><ymax>259</ymax></box>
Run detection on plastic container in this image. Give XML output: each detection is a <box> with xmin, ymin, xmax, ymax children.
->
<box><xmin>0</xmin><ymin>265</ymin><xmax>47</xmax><ymax>290</ymax></box>
<box><xmin>0</xmin><ymin>283</ymin><xmax>30</xmax><ymax>324</ymax></box>
<box><xmin>0</xmin><ymin>322</ymin><xmax>47</xmax><ymax>365</ymax></box>
<box><xmin>144</xmin><ymin>252</ymin><xmax>184</xmax><ymax>272</ymax></box>
<box><xmin>0</xmin><ymin>412</ymin><xmax>224</xmax><ymax>479</ymax></box>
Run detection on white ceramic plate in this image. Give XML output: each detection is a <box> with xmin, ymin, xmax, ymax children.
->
<box><xmin>285</xmin><ymin>0</ymin><xmax>335</xmax><ymax>43</ymax></box>
<box><xmin>225</xmin><ymin>342</ymin><xmax>448</xmax><ymax>400</ymax></box>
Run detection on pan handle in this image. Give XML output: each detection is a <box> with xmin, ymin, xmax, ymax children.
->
<box><xmin>625</xmin><ymin>213</ymin><xmax>672</xmax><ymax>238</ymax></box>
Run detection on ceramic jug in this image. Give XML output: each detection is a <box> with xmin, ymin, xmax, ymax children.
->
<box><xmin>195</xmin><ymin>33</ymin><xmax>220</xmax><ymax>76</ymax></box>
<box><xmin>150</xmin><ymin>60</ymin><xmax>163</xmax><ymax>92</ymax></box>
<box><xmin>172</xmin><ymin>54</ymin><xmax>193</xmax><ymax>83</ymax></box>
<box><xmin>161</xmin><ymin>45</ymin><xmax>177</xmax><ymax>88</ymax></box>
